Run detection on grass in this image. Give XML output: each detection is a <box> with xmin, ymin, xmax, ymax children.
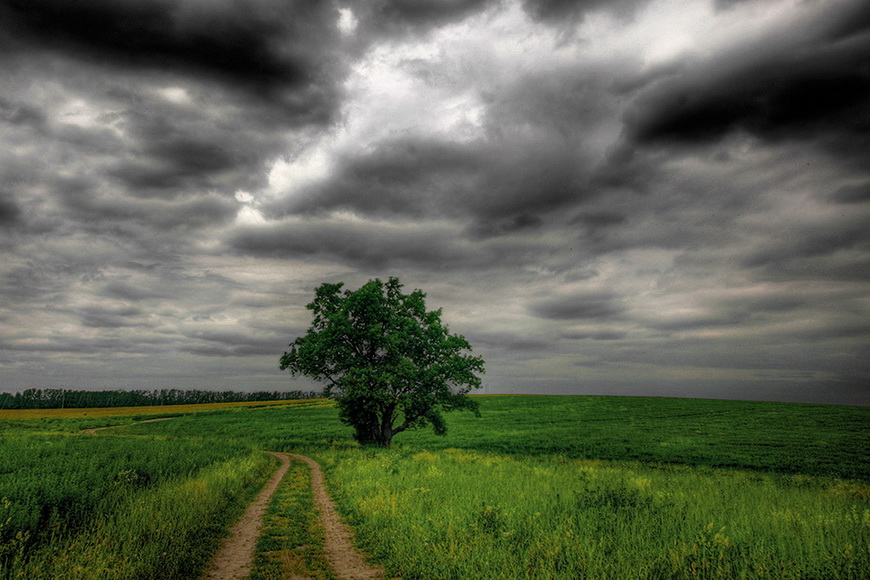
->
<box><xmin>127</xmin><ymin>395</ymin><xmax>870</xmax><ymax>479</ymax></box>
<box><xmin>15</xmin><ymin>452</ymin><xmax>273</xmax><ymax>579</ymax></box>
<box><xmin>320</xmin><ymin>447</ymin><xmax>869</xmax><ymax>579</ymax></box>
<box><xmin>1</xmin><ymin>395</ymin><xmax>868</xmax><ymax>578</ymax></box>
<box><xmin>0</xmin><ymin>404</ymin><xmax>279</xmax><ymax>579</ymax></box>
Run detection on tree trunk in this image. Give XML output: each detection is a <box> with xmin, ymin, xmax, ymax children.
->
<box><xmin>379</xmin><ymin>410</ymin><xmax>394</xmax><ymax>448</ymax></box>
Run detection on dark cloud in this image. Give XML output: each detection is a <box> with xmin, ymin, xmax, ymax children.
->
<box><xmin>0</xmin><ymin>96</ymin><xmax>46</xmax><ymax>128</ymax></box>
<box><xmin>467</xmin><ymin>213</ymin><xmax>543</xmax><ymax>239</ymax></box>
<box><xmin>521</xmin><ymin>0</ymin><xmax>649</xmax><ymax>23</ymax></box>
<box><xmin>1</xmin><ymin>0</ymin><xmax>867</xmax><ymax>403</ymax></box>
<box><xmin>78</xmin><ymin>305</ymin><xmax>146</xmax><ymax>329</ymax></box>
<box><xmin>741</xmin><ymin>221</ymin><xmax>869</xmax><ymax>274</ymax></box>
<box><xmin>562</xmin><ymin>330</ymin><xmax>627</xmax><ymax>340</ymax></box>
<box><xmin>622</xmin><ymin>1</ymin><xmax>870</xmax><ymax>156</ymax></box>
<box><xmin>229</xmin><ymin>219</ymin><xmax>526</xmax><ymax>271</ymax></box>
<box><xmin>102</xmin><ymin>281</ymin><xmax>169</xmax><ymax>302</ymax></box>
<box><xmin>1</xmin><ymin>0</ymin><xmax>340</xmax><ymax>107</ymax></box>
<box><xmin>353</xmin><ymin>0</ymin><xmax>493</xmax><ymax>38</ymax></box>
<box><xmin>180</xmin><ymin>330</ymin><xmax>286</xmax><ymax>357</ymax></box>
<box><xmin>0</xmin><ymin>192</ymin><xmax>21</xmax><ymax>225</ymax></box>
<box><xmin>272</xmin><ymin>134</ymin><xmax>591</xmax><ymax>233</ymax></box>
<box><xmin>831</xmin><ymin>182</ymin><xmax>870</xmax><ymax>204</ymax></box>
<box><xmin>53</xmin><ymin>176</ymin><xmax>237</xmax><ymax>232</ymax></box>
<box><xmin>277</xmin><ymin>139</ymin><xmax>481</xmax><ymax>218</ymax></box>
<box><xmin>528</xmin><ymin>292</ymin><xmax>623</xmax><ymax>320</ymax></box>
<box><xmin>569</xmin><ymin>212</ymin><xmax>626</xmax><ymax>229</ymax></box>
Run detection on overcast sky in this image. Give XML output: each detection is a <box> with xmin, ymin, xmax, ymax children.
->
<box><xmin>1</xmin><ymin>0</ymin><xmax>868</xmax><ymax>405</ymax></box>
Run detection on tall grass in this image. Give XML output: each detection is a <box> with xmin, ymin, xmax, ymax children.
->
<box><xmin>14</xmin><ymin>452</ymin><xmax>273</xmax><ymax>579</ymax></box>
<box><xmin>320</xmin><ymin>447</ymin><xmax>869</xmax><ymax>579</ymax></box>
<box><xmin>0</xmin><ymin>423</ymin><xmax>273</xmax><ymax>579</ymax></box>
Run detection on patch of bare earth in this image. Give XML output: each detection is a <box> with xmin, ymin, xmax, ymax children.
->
<box><xmin>287</xmin><ymin>454</ymin><xmax>386</xmax><ymax>580</ymax></box>
<box><xmin>81</xmin><ymin>417</ymin><xmax>176</xmax><ymax>435</ymax></box>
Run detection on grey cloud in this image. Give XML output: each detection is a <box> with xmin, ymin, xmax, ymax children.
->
<box><xmin>0</xmin><ymin>333</ymin><xmax>171</xmax><ymax>355</ymax></box>
<box><xmin>273</xmin><ymin>62</ymin><xmax>618</xmax><ymax>229</ymax></box>
<box><xmin>528</xmin><ymin>292</ymin><xmax>623</xmax><ymax>320</ymax></box>
<box><xmin>644</xmin><ymin>312</ymin><xmax>749</xmax><ymax>332</ymax></box>
<box><xmin>1</xmin><ymin>0</ymin><xmax>867</xmax><ymax>403</ymax></box>
<box><xmin>468</xmin><ymin>331</ymin><xmax>552</xmax><ymax>361</ymax></box>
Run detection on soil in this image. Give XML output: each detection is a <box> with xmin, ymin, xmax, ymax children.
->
<box><xmin>81</xmin><ymin>417</ymin><xmax>176</xmax><ymax>435</ymax></box>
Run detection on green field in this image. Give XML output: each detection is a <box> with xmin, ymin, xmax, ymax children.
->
<box><xmin>1</xmin><ymin>395</ymin><xmax>868</xmax><ymax>578</ymax></box>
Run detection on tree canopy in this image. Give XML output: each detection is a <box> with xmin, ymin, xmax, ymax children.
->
<box><xmin>280</xmin><ymin>277</ymin><xmax>484</xmax><ymax>447</ymax></box>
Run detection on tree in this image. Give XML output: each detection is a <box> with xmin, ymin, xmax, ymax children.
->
<box><xmin>280</xmin><ymin>277</ymin><xmax>485</xmax><ymax>447</ymax></box>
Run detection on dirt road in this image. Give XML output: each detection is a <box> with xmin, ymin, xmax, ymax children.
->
<box><xmin>202</xmin><ymin>452</ymin><xmax>385</xmax><ymax>580</ymax></box>
<box><xmin>81</xmin><ymin>416</ymin><xmax>176</xmax><ymax>434</ymax></box>
<box><xmin>286</xmin><ymin>453</ymin><xmax>386</xmax><ymax>580</ymax></box>
<box><xmin>84</xmin><ymin>419</ymin><xmax>383</xmax><ymax>579</ymax></box>
<box><xmin>202</xmin><ymin>452</ymin><xmax>292</xmax><ymax>580</ymax></box>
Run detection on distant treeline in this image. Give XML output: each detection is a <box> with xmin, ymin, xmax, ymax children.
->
<box><xmin>0</xmin><ymin>388</ymin><xmax>322</xmax><ymax>409</ymax></box>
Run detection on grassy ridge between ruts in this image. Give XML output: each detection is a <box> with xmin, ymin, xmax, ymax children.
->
<box><xmin>1</xmin><ymin>395</ymin><xmax>868</xmax><ymax>578</ymax></box>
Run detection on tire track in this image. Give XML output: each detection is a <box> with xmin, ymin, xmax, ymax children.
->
<box><xmin>202</xmin><ymin>452</ymin><xmax>292</xmax><ymax>580</ymax></box>
<box><xmin>286</xmin><ymin>453</ymin><xmax>386</xmax><ymax>580</ymax></box>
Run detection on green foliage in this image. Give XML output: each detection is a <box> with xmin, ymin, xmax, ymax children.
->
<box><xmin>280</xmin><ymin>277</ymin><xmax>484</xmax><ymax>447</ymax></box>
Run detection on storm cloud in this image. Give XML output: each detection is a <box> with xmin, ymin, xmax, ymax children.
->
<box><xmin>0</xmin><ymin>0</ymin><xmax>867</xmax><ymax>404</ymax></box>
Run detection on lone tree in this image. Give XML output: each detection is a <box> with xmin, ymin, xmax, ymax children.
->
<box><xmin>280</xmin><ymin>277</ymin><xmax>484</xmax><ymax>447</ymax></box>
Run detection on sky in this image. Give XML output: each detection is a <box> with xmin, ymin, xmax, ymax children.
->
<box><xmin>0</xmin><ymin>0</ymin><xmax>868</xmax><ymax>405</ymax></box>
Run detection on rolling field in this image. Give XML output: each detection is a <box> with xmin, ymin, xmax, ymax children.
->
<box><xmin>1</xmin><ymin>395</ymin><xmax>868</xmax><ymax>578</ymax></box>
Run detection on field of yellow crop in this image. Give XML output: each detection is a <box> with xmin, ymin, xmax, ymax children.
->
<box><xmin>0</xmin><ymin>398</ymin><xmax>331</xmax><ymax>421</ymax></box>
